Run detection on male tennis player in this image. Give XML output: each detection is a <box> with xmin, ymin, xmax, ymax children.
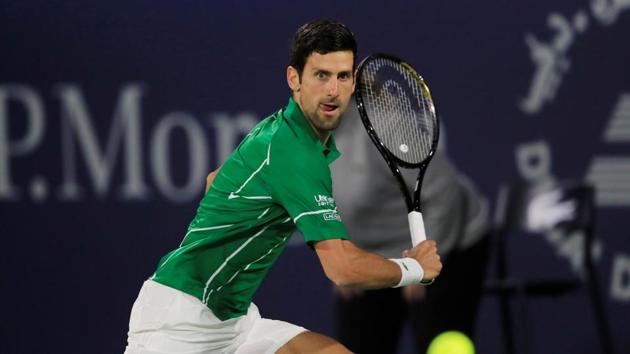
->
<box><xmin>124</xmin><ymin>19</ymin><xmax>442</xmax><ymax>354</ymax></box>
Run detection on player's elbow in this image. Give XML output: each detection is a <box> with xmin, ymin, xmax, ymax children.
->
<box><xmin>324</xmin><ymin>266</ymin><xmax>356</xmax><ymax>288</ymax></box>
<box><xmin>315</xmin><ymin>239</ymin><xmax>364</xmax><ymax>287</ymax></box>
<box><xmin>322</xmin><ymin>258</ymin><xmax>364</xmax><ymax>288</ymax></box>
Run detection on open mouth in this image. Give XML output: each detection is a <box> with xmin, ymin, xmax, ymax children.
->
<box><xmin>320</xmin><ymin>103</ymin><xmax>339</xmax><ymax>114</ymax></box>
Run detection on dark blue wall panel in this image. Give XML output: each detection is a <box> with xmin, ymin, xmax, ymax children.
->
<box><xmin>2</xmin><ymin>1</ymin><xmax>629</xmax><ymax>353</ymax></box>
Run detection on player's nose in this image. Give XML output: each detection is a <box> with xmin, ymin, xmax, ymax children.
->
<box><xmin>327</xmin><ymin>78</ymin><xmax>339</xmax><ymax>97</ymax></box>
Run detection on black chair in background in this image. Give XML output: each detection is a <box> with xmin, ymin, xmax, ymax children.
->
<box><xmin>484</xmin><ymin>181</ymin><xmax>615</xmax><ymax>354</ymax></box>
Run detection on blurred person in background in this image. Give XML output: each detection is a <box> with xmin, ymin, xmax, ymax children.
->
<box><xmin>332</xmin><ymin>100</ymin><xmax>491</xmax><ymax>354</ymax></box>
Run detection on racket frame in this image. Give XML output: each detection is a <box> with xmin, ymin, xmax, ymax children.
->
<box><xmin>354</xmin><ymin>53</ymin><xmax>440</xmax><ymax>216</ymax></box>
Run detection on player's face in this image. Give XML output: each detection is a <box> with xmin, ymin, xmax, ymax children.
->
<box><xmin>288</xmin><ymin>51</ymin><xmax>355</xmax><ymax>139</ymax></box>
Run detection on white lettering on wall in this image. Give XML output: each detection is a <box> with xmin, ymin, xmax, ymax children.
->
<box><xmin>611</xmin><ymin>254</ymin><xmax>630</xmax><ymax>301</ymax></box>
<box><xmin>516</xmin><ymin>140</ymin><xmax>556</xmax><ymax>188</ymax></box>
<box><xmin>0</xmin><ymin>84</ymin><xmax>45</xmax><ymax>200</ymax></box>
<box><xmin>150</xmin><ymin>112</ymin><xmax>208</xmax><ymax>203</ymax></box>
<box><xmin>520</xmin><ymin>0</ymin><xmax>630</xmax><ymax>114</ymax></box>
<box><xmin>57</xmin><ymin>84</ymin><xmax>147</xmax><ymax>200</ymax></box>
<box><xmin>0</xmin><ymin>82</ymin><xmax>261</xmax><ymax>203</ymax></box>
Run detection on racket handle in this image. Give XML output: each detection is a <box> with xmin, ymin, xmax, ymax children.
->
<box><xmin>408</xmin><ymin>211</ymin><xmax>427</xmax><ymax>247</ymax></box>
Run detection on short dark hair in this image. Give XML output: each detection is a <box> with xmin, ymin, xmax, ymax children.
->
<box><xmin>289</xmin><ymin>19</ymin><xmax>357</xmax><ymax>78</ymax></box>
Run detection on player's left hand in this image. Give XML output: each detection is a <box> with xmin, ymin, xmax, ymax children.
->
<box><xmin>205</xmin><ymin>167</ymin><xmax>221</xmax><ymax>192</ymax></box>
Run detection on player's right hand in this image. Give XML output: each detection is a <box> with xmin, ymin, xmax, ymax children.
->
<box><xmin>403</xmin><ymin>240</ymin><xmax>442</xmax><ymax>281</ymax></box>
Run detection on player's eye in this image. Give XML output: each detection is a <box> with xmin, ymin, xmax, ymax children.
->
<box><xmin>316</xmin><ymin>71</ymin><xmax>328</xmax><ymax>80</ymax></box>
<box><xmin>339</xmin><ymin>72</ymin><xmax>352</xmax><ymax>81</ymax></box>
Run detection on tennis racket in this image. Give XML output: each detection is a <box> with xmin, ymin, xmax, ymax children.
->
<box><xmin>355</xmin><ymin>53</ymin><xmax>440</xmax><ymax>247</ymax></box>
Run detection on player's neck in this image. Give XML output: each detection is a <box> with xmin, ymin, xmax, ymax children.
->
<box><xmin>305</xmin><ymin>117</ymin><xmax>331</xmax><ymax>145</ymax></box>
<box><xmin>293</xmin><ymin>96</ymin><xmax>331</xmax><ymax>145</ymax></box>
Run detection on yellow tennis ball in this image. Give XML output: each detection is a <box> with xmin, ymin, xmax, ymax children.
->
<box><xmin>427</xmin><ymin>331</ymin><xmax>475</xmax><ymax>354</ymax></box>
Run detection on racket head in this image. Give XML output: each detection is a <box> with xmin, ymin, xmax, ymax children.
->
<box><xmin>355</xmin><ymin>53</ymin><xmax>439</xmax><ymax>169</ymax></box>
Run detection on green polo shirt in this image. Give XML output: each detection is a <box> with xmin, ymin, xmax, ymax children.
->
<box><xmin>151</xmin><ymin>97</ymin><xmax>350</xmax><ymax>321</ymax></box>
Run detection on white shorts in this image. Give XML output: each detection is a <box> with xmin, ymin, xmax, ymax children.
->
<box><xmin>124</xmin><ymin>280</ymin><xmax>307</xmax><ymax>354</ymax></box>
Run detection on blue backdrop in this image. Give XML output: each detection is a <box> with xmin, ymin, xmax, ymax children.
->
<box><xmin>2</xmin><ymin>1</ymin><xmax>629</xmax><ymax>353</ymax></box>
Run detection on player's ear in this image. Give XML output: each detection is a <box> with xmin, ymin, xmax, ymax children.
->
<box><xmin>287</xmin><ymin>66</ymin><xmax>300</xmax><ymax>92</ymax></box>
<box><xmin>351</xmin><ymin>69</ymin><xmax>357</xmax><ymax>93</ymax></box>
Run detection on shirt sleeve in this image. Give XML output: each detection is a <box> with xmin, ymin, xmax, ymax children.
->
<box><xmin>261</xmin><ymin>143</ymin><xmax>350</xmax><ymax>243</ymax></box>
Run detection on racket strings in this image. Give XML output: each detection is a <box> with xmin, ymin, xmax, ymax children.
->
<box><xmin>359</xmin><ymin>58</ymin><xmax>436</xmax><ymax>165</ymax></box>
<box><xmin>363</xmin><ymin>63</ymin><xmax>419</xmax><ymax>162</ymax></box>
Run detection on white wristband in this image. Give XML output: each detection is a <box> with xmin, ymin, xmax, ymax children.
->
<box><xmin>389</xmin><ymin>258</ymin><xmax>424</xmax><ymax>287</ymax></box>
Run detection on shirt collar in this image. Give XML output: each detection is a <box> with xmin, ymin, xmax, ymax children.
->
<box><xmin>282</xmin><ymin>97</ymin><xmax>341</xmax><ymax>164</ymax></box>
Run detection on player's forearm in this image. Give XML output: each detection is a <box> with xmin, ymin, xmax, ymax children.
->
<box><xmin>336</xmin><ymin>249</ymin><xmax>402</xmax><ymax>289</ymax></box>
<box><xmin>316</xmin><ymin>239</ymin><xmax>402</xmax><ymax>289</ymax></box>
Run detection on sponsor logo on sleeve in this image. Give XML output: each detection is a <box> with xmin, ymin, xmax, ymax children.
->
<box><xmin>314</xmin><ymin>194</ymin><xmax>336</xmax><ymax>208</ymax></box>
<box><xmin>314</xmin><ymin>195</ymin><xmax>342</xmax><ymax>221</ymax></box>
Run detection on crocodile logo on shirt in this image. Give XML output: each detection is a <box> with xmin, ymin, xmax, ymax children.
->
<box><xmin>323</xmin><ymin>211</ymin><xmax>342</xmax><ymax>222</ymax></box>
